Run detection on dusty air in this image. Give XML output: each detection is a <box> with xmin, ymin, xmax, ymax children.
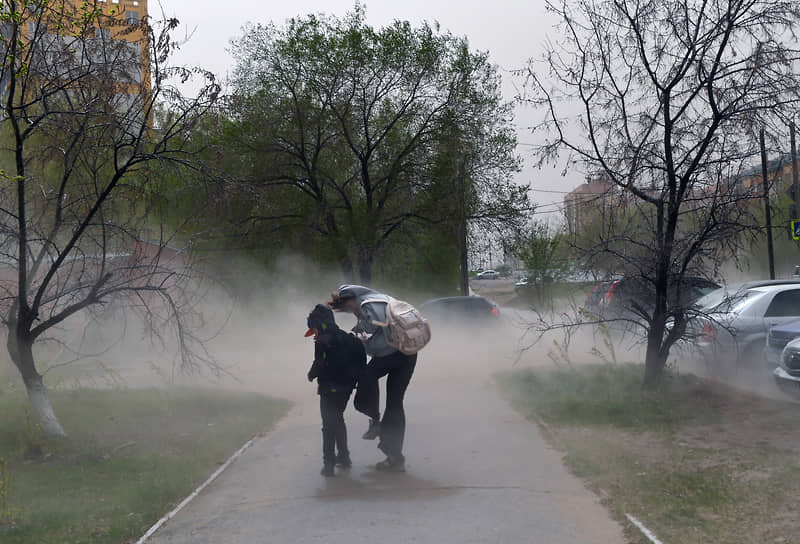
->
<box><xmin>0</xmin><ymin>1</ymin><xmax>799</xmax><ymax>543</ymax></box>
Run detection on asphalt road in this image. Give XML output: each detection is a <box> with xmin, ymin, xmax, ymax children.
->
<box><xmin>148</xmin><ymin>344</ymin><xmax>625</xmax><ymax>544</ymax></box>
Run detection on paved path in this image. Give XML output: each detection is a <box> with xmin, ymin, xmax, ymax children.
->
<box><xmin>149</xmin><ymin>349</ymin><xmax>625</xmax><ymax>544</ymax></box>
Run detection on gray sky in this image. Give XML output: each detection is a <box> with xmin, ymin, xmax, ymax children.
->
<box><xmin>158</xmin><ymin>0</ymin><xmax>580</xmax><ymax>218</ymax></box>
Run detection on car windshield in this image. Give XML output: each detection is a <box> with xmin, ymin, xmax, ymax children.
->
<box><xmin>694</xmin><ymin>284</ymin><xmax>720</xmax><ymax>298</ymax></box>
<box><xmin>695</xmin><ymin>287</ymin><xmax>760</xmax><ymax>314</ymax></box>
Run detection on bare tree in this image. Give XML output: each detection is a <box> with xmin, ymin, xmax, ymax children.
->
<box><xmin>0</xmin><ymin>1</ymin><xmax>220</xmax><ymax>436</ymax></box>
<box><xmin>521</xmin><ymin>0</ymin><xmax>800</xmax><ymax>386</ymax></box>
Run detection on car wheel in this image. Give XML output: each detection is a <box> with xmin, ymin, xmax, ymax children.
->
<box><xmin>775</xmin><ymin>375</ymin><xmax>800</xmax><ymax>399</ymax></box>
<box><xmin>737</xmin><ymin>342</ymin><xmax>766</xmax><ymax>369</ymax></box>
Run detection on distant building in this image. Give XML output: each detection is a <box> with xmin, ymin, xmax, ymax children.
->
<box><xmin>563</xmin><ymin>176</ymin><xmax>616</xmax><ymax>235</ymax></box>
<box><xmin>0</xmin><ymin>0</ymin><xmax>151</xmax><ymax>116</ymax></box>
<box><xmin>735</xmin><ymin>155</ymin><xmax>800</xmax><ymax>196</ymax></box>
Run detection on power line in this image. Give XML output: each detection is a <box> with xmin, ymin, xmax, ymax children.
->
<box><xmin>531</xmin><ymin>201</ymin><xmax>564</xmax><ymax>208</ymax></box>
<box><xmin>530</xmin><ymin>188</ymin><xmax>574</xmax><ymax>194</ymax></box>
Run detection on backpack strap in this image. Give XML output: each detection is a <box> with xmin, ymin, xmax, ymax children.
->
<box><xmin>360</xmin><ymin>296</ymin><xmax>390</xmax><ymax>327</ymax></box>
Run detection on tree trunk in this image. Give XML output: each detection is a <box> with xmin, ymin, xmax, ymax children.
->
<box><xmin>8</xmin><ymin>335</ymin><xmax>66</xmax><ymax>437</ymax></box>
<box><xmin>643</xmin><ymin>350</ymin><xmax>665</xmax><ymax>388</ymax></box>
<box><xmin>25</xmin><ymin>374</ymin><xmax>66</xmax><ymax>438</ymax></box>
<box><xmin>340</xmin><ymin>255</ymin><xmax>356</xmax><ymax>283</ymax></box>
<box><xmin>643</xmin><ymin>314</ymin><xmax>668</xmax><ymax>389</ymax></box>
<box><xmin>357</xmin><ymin>248</ymin><xmax>373</xmax><ymax>285</ymax></box>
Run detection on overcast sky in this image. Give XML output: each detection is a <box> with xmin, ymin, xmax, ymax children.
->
<box><xmin>157</xmin><ymin>0</ymin><xmax>581</xmax><ymax>218</ymax></box>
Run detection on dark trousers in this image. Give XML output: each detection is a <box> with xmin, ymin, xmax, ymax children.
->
<box><xmin>354</xmin><ymin>351</ymin><xmax>417</xmax><ymax>460</ymax></box>
<box><xmin>320</xmin><ymin>391</ymin><xmax>351</xmax><ymax>466</ymax></box>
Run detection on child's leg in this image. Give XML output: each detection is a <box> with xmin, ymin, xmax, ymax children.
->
<box><xmin>320</xmin><ymin>394</ymin><xmax>337</xmax><ymax>467</ymax></box>
<box><xmin>334</xmin><ymin>391</ymin><xmax>351</xmax><ymax>458</ymax></box>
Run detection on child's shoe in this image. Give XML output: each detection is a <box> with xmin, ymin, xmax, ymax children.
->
<box><xmin>335</xmin><ymin>453</ymin><xmax>352</xmax><ymax>468</ymax></box>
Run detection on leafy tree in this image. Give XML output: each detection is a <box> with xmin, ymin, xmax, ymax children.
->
<box><xmin>426</xmin><ymin>45</ymin><xmax>527</xmax><ymax>294</ymax></box>
<box><xmin>225</xmin><ymin>7</ymin><xmax>527</xmax><ymax>284</ymax></box>
<box><xmin>514</xmin><ymin>222</ymin><xmax>569</xmax><ymax>283</ymax></box>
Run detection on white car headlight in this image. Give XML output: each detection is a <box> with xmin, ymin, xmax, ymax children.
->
<box><xmin>782</xmin><ymin>347</ymin><xmax>800</xmax><ymax>368</ymax></box>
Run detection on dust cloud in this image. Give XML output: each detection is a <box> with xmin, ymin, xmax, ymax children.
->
<box><xmin>0</xmin><ymin>256</ymin><xmax>556</xmax><ymax>403</ymax></box>
<box><xmin>2</xmin><ymin>256</ymin><xmax>793</xmax><ymax>407</ymax></box>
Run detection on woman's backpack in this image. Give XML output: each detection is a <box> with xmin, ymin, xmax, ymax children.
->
<box><xmin>367</xmin><ymin>298</ymin><xmax>431</xmax><ymax>355</ymax></box>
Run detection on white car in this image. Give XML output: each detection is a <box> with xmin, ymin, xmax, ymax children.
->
<box><xmin>774</xmin><ymin>336</ymin><xmax>800</xmax><ymax>391</ymax></box>
<box><xmin>476</xmin><ymin>270</ymin><xmax>500</xmax><ymax>280</ymax></box>
<box><xmin>693</xmin><ymin>281</ymin><xmax>800</xmax><ymax>366</ymax></box>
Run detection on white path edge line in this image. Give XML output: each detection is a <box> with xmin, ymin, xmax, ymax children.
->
<box><xmin>135</xmin><ymin>436</ymin><xmax>257</xmax><ymax>544</ymax></box>
<box><xmin>626</xmin><ymin>513</ymin><xmax>665</xmax><ymax>544</ymax></box>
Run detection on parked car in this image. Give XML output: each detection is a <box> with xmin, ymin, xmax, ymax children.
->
<box><xmin>583</xmin><ymin>276</ymin><xmax>720</xmax><ymax>322</ymax></box>
<box><xmin>694</xmin><ymin>281</ymin><xmax>800</xmax><ymax>366</ymax></box>
<box><xmin>514</xmin><ymin>277</ymin><xmax>529</xmax><ymax>293</ymax></box>
<box><xmin>419</xmin><ymin>296</ymin><xmax>500</xmax><ymax>323</ymax></box>
<box><xmin>475</xmin><ymin>270</ymin><xmax>500</xmax><ymax>280</ymax></box>
<box><xmin>774</xmin><ymin>336</ymin><xmax>800</xmax><ymax>391</ymax></box>
<box><xmin>583</xmin><ymin>280</ymin><xmax>615</xmax><ymax>316</ymax></box>
<box><xmin>765</xmin><ymin>319</ymin><xmax>800</xmax><ymax>367</ymax></box>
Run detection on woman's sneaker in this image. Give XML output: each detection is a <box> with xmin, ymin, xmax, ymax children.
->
<box><xmin>375</xmin><ymin>456</ymin><xmax>405</xmax><ymax>472</ymax></box>
<box><xmin>362</xmin><ymin>419</ymin><xmax>381</xmax><ymax>440</ymax></box>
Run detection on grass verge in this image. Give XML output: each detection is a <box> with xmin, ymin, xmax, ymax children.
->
<box><xmin>497</xmin><ymin>364</ymin><xmax>800</xmax><ymax>544</ymax></box>
<box><xmin>0</xmin><ymin>387</ymin><xmax>290</xmax><ymax>544</ymax></box>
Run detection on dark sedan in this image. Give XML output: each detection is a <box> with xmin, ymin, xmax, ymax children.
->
<box><xmin>419</xmin><ymin>296</ymin><xmax>500</xmax><ymax>323</ymax></box>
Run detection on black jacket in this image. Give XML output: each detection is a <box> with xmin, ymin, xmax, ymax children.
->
<box><xmin>307</xmin><ymin>328</ymin><xmax>366</xmax><ymax>395</ymax></box>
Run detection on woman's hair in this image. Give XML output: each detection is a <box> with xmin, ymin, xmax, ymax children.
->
<box><xmin>325</xmin><ymin>292</ymin><xmax>354</xmax><ymax>312</ymax></box>
<box><xmin>327</xmin><ymin>292</ymin><xmax>346</xmax><ymax>311</ymax></box>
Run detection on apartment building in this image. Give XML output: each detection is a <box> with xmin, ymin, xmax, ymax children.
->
<box><xmin>735</xmin><ymin>154</ymin><xmax>800</xmax><ymax>197</ymax></box>
<box><xmin>563</xmin><ymin>176</ymin><xmax>617</xmax><ymax>236</ymax></box>
<box><xmin>1</xmin><ymin>0</ymin><xmax>150</xmax><ymax>113</ymax></box>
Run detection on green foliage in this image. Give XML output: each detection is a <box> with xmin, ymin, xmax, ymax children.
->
<box><xmin>510</xmin><ymin>221</ymin><xmax>570</xmax><ymax>306</ymax></box>
<box><xmin>204</xmin><ymin>6</ymin><xmax>526</xmax><ymax>284</ymax></box>
<box><xmin>512</xmin><ymin>221</ymin><xmax>569</xmax><ymax>283</ymax></box>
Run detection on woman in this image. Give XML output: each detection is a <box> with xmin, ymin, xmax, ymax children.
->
<box><xmin>328</xmin><ymin>284</ymin><xmax>417</xmax><ymax>472</ymax></box>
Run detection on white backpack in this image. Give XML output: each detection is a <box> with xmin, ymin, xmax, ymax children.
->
<box><xmin>365</xmin><ymin>297</ymin><xmax>431</xmax><ymax>355</ymax></box>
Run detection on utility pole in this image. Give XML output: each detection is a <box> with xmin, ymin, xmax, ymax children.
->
<box><xmin>761</xmin><ymin>128</ymin><xmax>776</xmax><ymax>279</ymax></box>
<box><xmin>791</xmin><ymin>121</ymin><xmax>800</xmax><ymax>225</ymax></box>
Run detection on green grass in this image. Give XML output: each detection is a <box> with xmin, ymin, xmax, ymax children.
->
<box><xmin>497</xmin><ymin>364</ymin><xmax>800</xmax><ymax>544</ymax></box>
<box><xmin>0</xmin><ymin>387</ymin><xmax>290</xmax><ymax>544</ymax></box>
<box><xmin>498</xmin><ymin>363</ymin><xmax>725</xmax><ymax>430</ymax></box>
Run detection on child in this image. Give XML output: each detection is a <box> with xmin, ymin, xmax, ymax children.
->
<box><xmin>305</xmin><ymin>304</ymin><xmax>366</xmax><ymax>477</ymax></box>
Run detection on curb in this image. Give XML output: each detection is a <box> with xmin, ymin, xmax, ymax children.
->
<box><xmin>135</xmin><ymin>405</ymin><xmax>294</xmax><ymax>543</ymax></box>
<box><xmin>625</xmin><ymin>513</ymin><xmax>665</xmax><ymax>544</ymax></box>
<box><xmin>135</xmin><ymin>435</ymin><xmax>258</xmax><ymax>544</ymax></box>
